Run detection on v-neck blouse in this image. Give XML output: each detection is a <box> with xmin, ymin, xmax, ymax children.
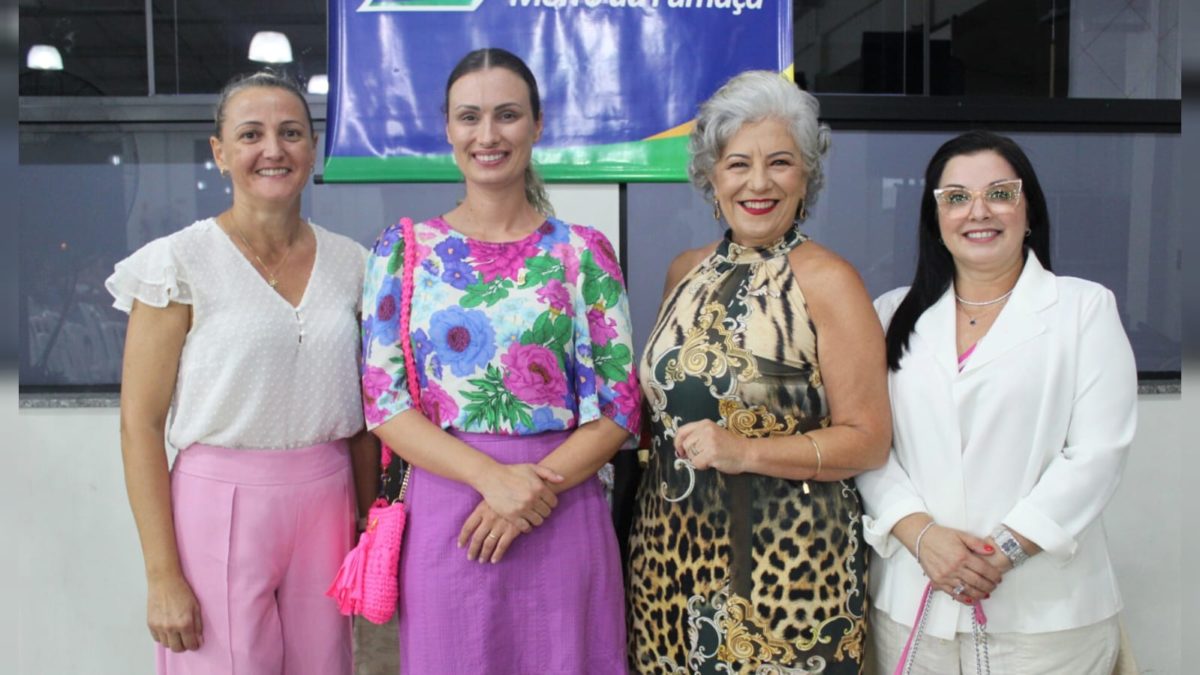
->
<box><xmin>106</xmin><ymin>218</ymin><xmax>368</xmax><ymax>450</ymax></box>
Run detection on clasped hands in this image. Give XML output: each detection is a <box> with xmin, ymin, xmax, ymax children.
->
<box><xmin>458</xmin><ymin>462</ymin><xmax>563</xmax><ymax>564</ymax></box>
<box><xmin>917</xmin><ymin>524</ymin><xmax>1014</xmax><ymax>604</ymax></box>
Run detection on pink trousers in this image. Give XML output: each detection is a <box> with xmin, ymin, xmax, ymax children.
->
<box><xmin>157</xmin><ymin>441</ymin><xmax>355</xmax><ymax>675</ymax></box>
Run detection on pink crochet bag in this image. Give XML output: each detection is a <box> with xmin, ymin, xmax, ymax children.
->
<box><xmin>327</xmin><ymin>217</ymin><xmax>420</xmax><ymax>624</ymax></box>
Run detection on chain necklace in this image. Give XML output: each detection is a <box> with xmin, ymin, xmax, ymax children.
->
<box><xmin>954</xmin><ymin>288</ymin><xmax>1014</xmax><ymax>307</ymax></box>
<box><xmin>227</xmin><ymin>213</ymin><xmax>296</xmax><ymax>288</ymax></box>
<box><xmin>954</xmin><ymin>284</ymin><xmax>1015</xmax><ymax>326</ymax></box>
<box><xmin>956</xmin><ymin>298</ymin><xmax>1006</xmax><ymax>326</ymax></box>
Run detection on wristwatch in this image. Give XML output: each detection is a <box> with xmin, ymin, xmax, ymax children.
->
<box><xmin>992</xmin><ymin>526</ymin><xmax>1030</xmax><ymax>568</ymax></box>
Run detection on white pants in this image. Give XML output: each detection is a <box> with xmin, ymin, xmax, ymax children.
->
<box><xmin>866</xmin><ymin>606</ymin><xmax>1120</xmax><ymax>675</ymax></box>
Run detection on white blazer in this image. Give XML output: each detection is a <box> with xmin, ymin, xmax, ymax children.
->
<box><xmin>857</xmin><ymin>254</ymin><xmax>1137</xmax><ymax>638</ymax></box>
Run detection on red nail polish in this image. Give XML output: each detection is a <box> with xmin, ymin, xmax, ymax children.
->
<box><xmin>983</xmin><ymin>545</ymin><xmax>994</xmax><ymax>553</ymax></box>
<box><xmin>985</xmin><ymin>593</ymin><xmax>991</xmax><ymax>599</ymax></box>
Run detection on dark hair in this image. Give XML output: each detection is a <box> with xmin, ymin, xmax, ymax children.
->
<box><xmin>885</xmin><ymin>130</ymin><xmax>1053</xmax><ymax>371</ymax></box>
<box><xmin>213</xmin><ymin>70</ymin><xmax>313</xmax><ymax>139</ymax></box>
<box><xmin>443</xmin><ymin>48</ymin><xmax>553</xmax><ymax>216</ymax></box>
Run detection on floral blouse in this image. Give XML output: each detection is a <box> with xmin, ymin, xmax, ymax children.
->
<box><xmin>362</xmin><ymin>216</ymin><xmax>640</xmax><ymax>437</ymax></box>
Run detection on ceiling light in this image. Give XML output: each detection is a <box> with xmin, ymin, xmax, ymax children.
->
<box><xmin>248</xmin><ymin>31</ymin><xmax>293</xmax><ymax>64</ymax></box>
<box><xmin>27</xmin><ymin>45</ymin><xmax>64</xmax><ymax>71</ymax></box>
<box><xmin>307</xmin><ymin>74</ymin><xmax>329</xmax><ymax>95</ymax></box>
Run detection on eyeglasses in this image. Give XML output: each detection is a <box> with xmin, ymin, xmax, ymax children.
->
<box><xmin>933</xmin><ymin>179</ymin><xmax>1023</xmax><ymax>214</ymax></box>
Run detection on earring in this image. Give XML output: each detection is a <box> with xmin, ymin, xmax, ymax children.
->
<box><xmin>1024</xmin><ymin>229</ymin><xmax>1031</xmax><ymax>239</ymax></box>
<box><xmin>713</xmin><ymin>198</ymin><xmax>722</xmax><ymax>222</ymax></box>
<box><xmin>796</xmin><ymin>199</ymin><xmax>808</xmax><ymax>222</ymax></box>
<box><xmin>219</xmin><ymin>168</ymin><xmax>228</xmax><ymax>178</ymax></box>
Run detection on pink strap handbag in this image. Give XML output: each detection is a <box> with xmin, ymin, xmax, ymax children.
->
<box><xmin>327</xmin><ymin>217</ymin><xmax>419</xmax><ymax>624</ymax></box>
<box><xmin>894</xmin><ymin>582</ymin><xmax>990</xmax><ymax>675</ymax></box>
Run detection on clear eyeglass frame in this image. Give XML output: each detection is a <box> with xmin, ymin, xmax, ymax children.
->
<box><xmin>933</xmin><ymin>179</ymin><xmax>1023</xmax><ymax>213</ymax></box>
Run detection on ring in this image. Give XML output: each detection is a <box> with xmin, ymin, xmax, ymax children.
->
<box><xmin>687</xmin><ymin>442</ymin><xmax>701</xmax><ymax>456</ymax></box>
<box><xmin>952</xmin><ymin>582</ymin><xmax>966</xmax><ymax>597</ymax></box>
<box><xmin>486</xmin><ymin>533</ymin><xmax>499</xmax><ymax>540</ymax></box>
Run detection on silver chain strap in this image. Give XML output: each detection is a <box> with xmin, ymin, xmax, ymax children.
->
<box><xmin>900</xmin><ymin>589</ymin><xmax>990</xmax><ymax>675</ymax></box>
<box><xmin>972</xmin><ymin>604</ymin><xmax>990</xmax><ymax>675</ymax></box>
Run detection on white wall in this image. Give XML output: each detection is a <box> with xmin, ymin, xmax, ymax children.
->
<box><xmin>11</xmin><ymin>391</ymin><xmax>1188</xmax><ymax>674</ymax></box>
<box><xmin>1105</xmin><ymin>393</ymin><xmax>1183</xmax><ymax>675</ymax></box>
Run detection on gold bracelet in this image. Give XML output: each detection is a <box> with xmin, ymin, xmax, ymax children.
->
<box><xmin>804</xmin><ymin>432</ymin><xmax>823</xmax><ymax>481</ymax></box>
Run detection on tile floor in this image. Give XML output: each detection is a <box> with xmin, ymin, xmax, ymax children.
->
<box><xmin>353</xmin><ymin>616</ymin><xmax>399</xmax><ymax>675</ymax></box>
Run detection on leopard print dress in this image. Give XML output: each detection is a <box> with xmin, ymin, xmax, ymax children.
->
<box><xmin>628</xmin><ymin>226</ymin><xmax>867</xmax><ymax>674</ymax></box>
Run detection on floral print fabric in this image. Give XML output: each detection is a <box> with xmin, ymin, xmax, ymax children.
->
<box><xmin>362</xmin><ymin>216</ymin><xmax>640</xmax><ymax>436</ymax></box>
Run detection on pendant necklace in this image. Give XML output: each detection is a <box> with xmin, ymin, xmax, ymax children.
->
<box><xmin>954</xmin><ymin>288</ymin><xmax>1013</xmax><ymax>326</ymax></box>
<box><xmin>228</xmin><ymin>214</ymin><xmax>295</xmax><ymax>288</ymax></box>
<box><xmin>957</xmin><ymin>302</ymin><xmax>996</xmax><ymax>326</ymax></box>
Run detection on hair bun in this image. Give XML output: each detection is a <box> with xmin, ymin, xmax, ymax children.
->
<box><xmin>816</xmin><ymin>125</ymin><xmax>832</xmax><ymax>156</ymax></box>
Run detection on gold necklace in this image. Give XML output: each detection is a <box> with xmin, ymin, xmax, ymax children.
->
<box><xmin>228</xmin><ymin>214</ymin><xmax>296</xmax><ymax>288</ymax></box>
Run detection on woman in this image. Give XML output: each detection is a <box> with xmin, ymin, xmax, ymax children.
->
<box><xmin>361</xmin><ymin>48</ymin><xmax>640</xmax><ymax>674</ymax></box>
<box><xmin>627</xmin><ymin>70</ymin><xmax>892</xmax><ymax>674</ymax></box>
<box><xmin>106</xmin><ymin>72</ymin><xmax>376</xmax><ymax>674</ymax></box>
<box><xmin>859</xmin><ymin>130</ymin><xmax>1137</xmax><ymax>674</ymax></box>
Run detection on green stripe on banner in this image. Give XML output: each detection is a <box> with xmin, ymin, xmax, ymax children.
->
<box><xmin>321</xmin><ymin>136</ymin><xmax>691</xmax><ymax>183</ymax></box>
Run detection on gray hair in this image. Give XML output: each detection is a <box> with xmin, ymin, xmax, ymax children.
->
<box><xmin>688</xmin><ymin>71</ymin><xmax>831</xmax><ymax>218</ymax></box>
<box><xmin>213</xmin><ymin>70</ymin><xmax>314</xmax><ymax>139</ymax></box>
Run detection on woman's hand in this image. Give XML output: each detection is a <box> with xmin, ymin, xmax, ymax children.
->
<box><xmin>458</xmin><ymin>501</ymin><xmax>523</xmax><ymax>564</ymax></box>
<box><xmin>917</xmin><ymin>525</ymin><xmax>1005</xmax><ymax>603</ymax></box>
<box><xmin>146</xmin><ymin>573</ymin><xmax>203</xmax><ymax>652</ymax></box>
<box><xmin>979</xmin><ymin>544</ymin><xmax>1015</xmax><ymax>575</ymax></box>
<box><xmin>476</xmin><ymin>463</ymin><xmax>563</xmax><ymax>532</ymax></box>
<box><xmin>674</xmin><ymin>420</ymin><xmax>748</xmax><ymax>474</ymax></box>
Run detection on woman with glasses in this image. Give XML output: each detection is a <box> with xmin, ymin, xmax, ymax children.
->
<box><xmin>859</xmin><ymin>130</ymin><xmax>1137</xmax><ymax>673</ymax></box>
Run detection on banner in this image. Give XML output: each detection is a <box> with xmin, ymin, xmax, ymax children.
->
<box><xmin>324</xmin><ymin>0</ymin><xmax>792</xmax><ymax>183</ymax></box>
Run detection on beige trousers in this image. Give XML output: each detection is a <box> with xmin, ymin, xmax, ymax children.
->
<box><xmin>866</xmin><ymin>606</ymin><xmax>1122</xmax><ymax>675</ymax></box>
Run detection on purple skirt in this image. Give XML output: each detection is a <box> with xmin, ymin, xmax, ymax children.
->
<box><xmin>397</xmin><ymin>430</ymin><xmax>628</xmax><ymax>675</ymax></box>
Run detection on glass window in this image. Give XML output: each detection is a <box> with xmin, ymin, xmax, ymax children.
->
<box><xmin>17</xmin><ymin>123</ymin><xmax>455</xmax><ymax>386</ymax></box>
<box><xmin>19</xmin><ymin>0</ymin><xmax>149</xmax><ymax>96</ymax></box>
<box><xmin>152</xmin><ymin>0</ymin><xmax>327</xmax><ymax>95</ymax></box>
<box><xmin>18</xmin><ymin>0</ymin><xmax>328</xmax><ymax>97</ymax></box>
<box><xmin>627</xmin><ymin>131</ymin><xmax>1181</xmax><ymax>371</ymax></box>
<box><xmin>795</xmin><ymin>0</ymin><xmax>914</xmax><ymax>94</ymax></box>
<box><xmin>19</xmin><ymin>1</ymin><xmax>1180</xmax><ymax>100</ymax></box>
<box><xmin>797</xmin><ymin>0</ymin><xmax>1181</xmax><ymax>99</ymax></box>
<box><xmin>1067</xmin><ymin>0</ymin><xmax>1181</xmax><ymax>99</ymax></box>
<box><xmin>19</xmin><ymin>126</ymin><xmax>1181</xmax><ymax>385</ymax></box>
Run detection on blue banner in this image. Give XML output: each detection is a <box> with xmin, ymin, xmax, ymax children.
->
<box><xmin>325</xmin><ymin>0</ymin><xmax>792</xmax><ymax>182</ymax></box>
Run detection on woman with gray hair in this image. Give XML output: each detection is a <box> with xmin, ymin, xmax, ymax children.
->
<box><xmin>627</xmin><ymin>70</ymin><xmax>891</xmax><ymax>673</ymax></box>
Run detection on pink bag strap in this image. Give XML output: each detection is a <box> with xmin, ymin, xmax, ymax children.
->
<box><xmin>378</xmin><ymin>218</ymin><xmax>418</xmax><ymax>503</ymax></box>
<box><xmin>397</xmin><ymin>217</ymin><xmax>421</xmax><ymax>409</ymax></box>
<box><xmin>894</xmin><ymin>582</ymin><xmax>990</xmax><ymax>675</ymax></box>
<box><xmin>893</xmin><ymin>582</ymin><xmax>934</xmax><ymax>675</ymax></box>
